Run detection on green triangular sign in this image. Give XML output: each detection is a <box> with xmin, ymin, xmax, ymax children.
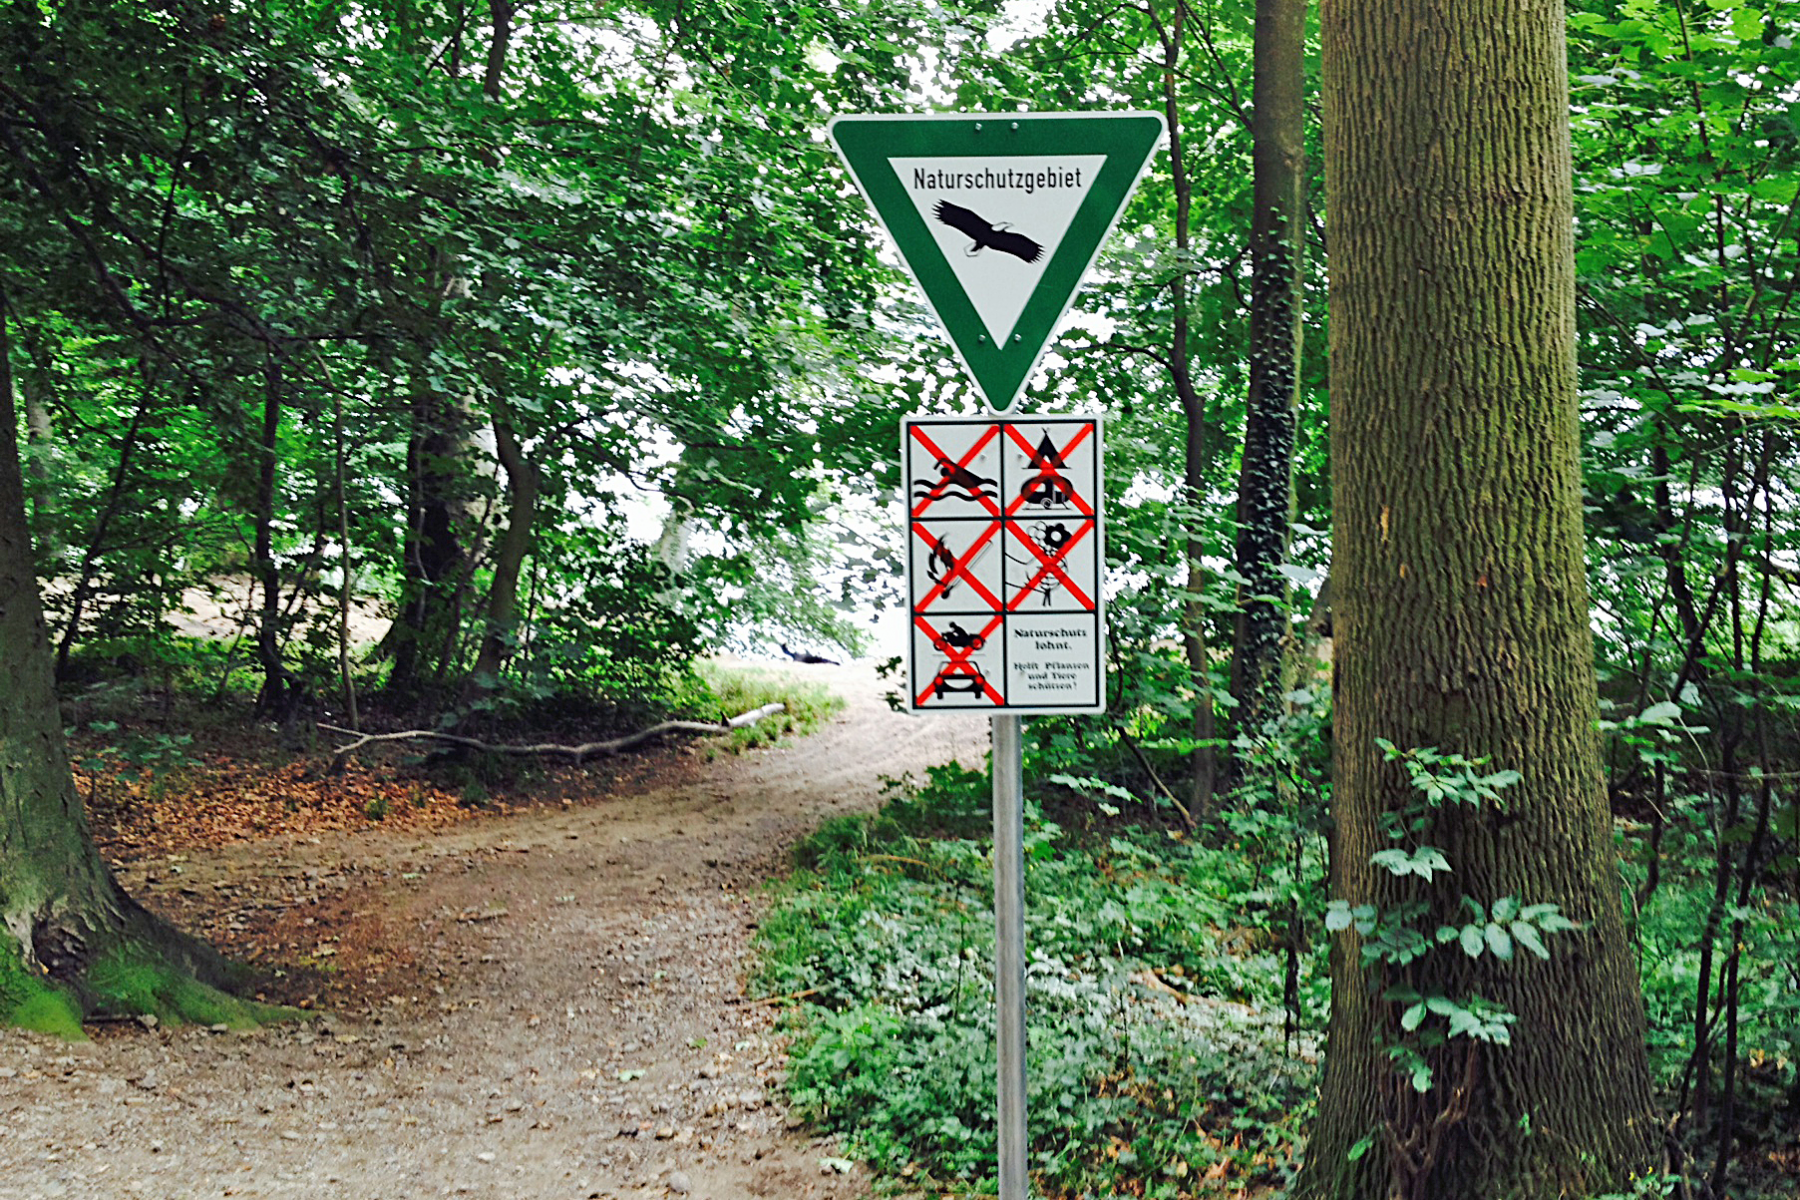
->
<box><xmin>829</xmin><ymin>111</ymin><xmax>1165</xmax><ymax>412</ymax></box>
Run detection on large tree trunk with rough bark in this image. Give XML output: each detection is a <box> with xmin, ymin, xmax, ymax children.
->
<box><xmin>1295</xmin><ymin>3</ymin><xmax>1660</xmax><ymax>1198</ymax></box>
<box><xmin>1229</xmin><ymin>0</ymin><xmax>1307</xmax><ymax>727</ymax></box>
<box><xmin>0</xmin><ymin>293</ymin><xmax>258</xmax><ymax>1036</ymax></box>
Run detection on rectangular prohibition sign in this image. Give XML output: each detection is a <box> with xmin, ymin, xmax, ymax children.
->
<box><xmin>903</xmin><ymin>414</ymin><xmax>1105</xmax><ymax>714</ymax></box>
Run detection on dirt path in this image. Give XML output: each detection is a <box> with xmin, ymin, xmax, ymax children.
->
<box><xmin>0</xmin><ymin>663</ymin><xmax>990</xmax><ymax>1200</ymax></box>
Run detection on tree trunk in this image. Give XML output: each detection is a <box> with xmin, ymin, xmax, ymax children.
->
<box><xmin>382</xmin><ymin>379</ymin><xmax>470</xmax><ymax>703</ymax></box>
<box><xmin>1296</xmin><ymin>3</ymin><xmax>1660</xmax><ymax>1198</ymax></box>
<box><xmin>0</xmin><ymin>288</ymin><xmax>256</xmax><ymax>1035</ymax></box>
<box><xmin>327</xmin><ymin>355</ymin><xmax>359</xmax><ymax>730</ymax></box>
<box><xmin>382</xmin><ymin>0</ymin><xmax>515</xmax><ymax>706</ymax></box>
<box><xmin>253</xmin><ymin>356</ymin><xmax>291</xmax><ymax>718</ymax></box>
<box><xmin>52</xmin><ymin>379</ymin><xmax>151</xmax><ymax>678</ymax></box>
<box><xmin>1229</xmin><ymin>0</ymin><xmax>1307</xmax><ymax>727</ymax></box>
<box><xmin>468</xmin><ymin>412</ymin><xmax>538</xmax><ymax>693</ymax></box>
<box><xmin>1153</xmin><ymin>0</ymin><xmax>1218</xmax><ymax>816</ymax></box>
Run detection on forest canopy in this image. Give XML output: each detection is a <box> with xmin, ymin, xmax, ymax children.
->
<box><xmin>4</xmin><ymin>0</ymin><xmax>1800</xmax><ymax>1197</ymax></box>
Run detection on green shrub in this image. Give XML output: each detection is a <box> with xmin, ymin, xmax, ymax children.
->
<box><xmin>755</xmin><ymin>765</ymin><xmax>1319</xmax><ymax>1197</ymax></box>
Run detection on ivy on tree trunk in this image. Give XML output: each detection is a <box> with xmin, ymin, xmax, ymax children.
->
<box><xmin>1229</xmin><ymin>0</ymin><xmax>1307</xmax><ymax>728</ymax></box>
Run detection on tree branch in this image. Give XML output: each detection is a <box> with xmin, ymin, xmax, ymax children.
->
<box><xmin>320</xmin><ymin>702</ymin><xmax>786</xmax><ymax>774</ymax></box>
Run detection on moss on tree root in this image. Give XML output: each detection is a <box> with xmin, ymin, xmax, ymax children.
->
<box><xmin>86</xmin><ymin>948</ymin><xmax>303</xmax><ymax>1029</ymax></box>
<box><xmin>2</xmin><ymin>937</ymin><xmax>302</xmax><ymax>1040</ymax></box>
<box><xmin>0</xmin><ymin>944</ymin><xmax>85</xmax><ymax>1040</ymax></box>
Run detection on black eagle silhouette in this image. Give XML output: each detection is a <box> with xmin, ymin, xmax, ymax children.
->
<box><xmin>933</xmin><ymin>201</ymin><xmax>1043</xmax><ymax>263</ymax></box>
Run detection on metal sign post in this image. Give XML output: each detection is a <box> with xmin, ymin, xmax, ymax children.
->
<box><xmin>992</xmin><ymin>712</ymin><xmax>1028</xmax><ymax>1200</ymax></box>
<box><xmin>831</xmin><ymin>108</ymin><xmax>1164</xmax><ymax>1200</ymax></box>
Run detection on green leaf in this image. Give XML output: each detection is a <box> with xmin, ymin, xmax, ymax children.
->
<box><xmin>1512</xmin><ymin>921</ymin><xmax>1549</xmax><ymax>960</ymax></box>
<box><xmin>1370</xmin><ymin>848</ymin><xmax>1412</xmax><ymax>876</ymax></box>
<box><xmin>1460</xmin><ymin>924</ymin><xmax>1486</xmax><ymax>958</ymax></box>
<box><xmin>1325</xmin><ymin>902</ymin><xmax>1354</xmax><ymax>932</ymax></box>
<box><xmin>1370</xmin><ymin>846</ymin><xmax>1452</xmax><ymax>879</ymax></box>
<box><xmin>1413</xmin><ymin>847</ymin><xmax>1451</xmax><ymax>878</ymax></box>
<box><xmin>1485</xmin><ymin>923</ymin><xmax>1514</xmax><ymax>961</ymax></box>
<box><xmin>1401</xmin><ymin>1002</ymin><xmax>1427</xmax><ymax>1032</ymax></box>
<box><xmin>1477</xmin><ymin>769</ymin><xmax>1523</xmax><ymax>795</ymax></box>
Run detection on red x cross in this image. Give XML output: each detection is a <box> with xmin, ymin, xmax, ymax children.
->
<box><xmin>912</xmin><ymin>612</ymin><xmax>1006</xmax><ymax>707</ymax></box>
<box><xmin>912</xmin><ymin>522</ymin><xmax>1006</xmax><ymax>613</ymax></box>
<box><xmin>1003</xmin><ymin>423</ymin><xmax>1096</xmax><ymax>521</ymax></box>
<box><xmin>910</xmin><ymin>424</ymin><xmax>1004</xmax><ymax>521</ymax></box>
<box><xmin>1005</xmin><ymin>518</ymin><xmax>1097</xmax><ymax>611</ymax></box>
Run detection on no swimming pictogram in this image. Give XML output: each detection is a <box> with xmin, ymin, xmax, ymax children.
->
<box><xmin>902</xmin><ymin>415</ymin><xmax>1105</xmax><ymax>714</ymax></box>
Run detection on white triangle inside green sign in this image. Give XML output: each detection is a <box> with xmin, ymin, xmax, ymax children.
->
<box><xmin>887</xmin><ymin>155</ymin><xmax>1106</xmax><ymax>346</ymax></box>
<box><xmin>829</xmin><ymin>112</ymin><xmax>1166</xmax><ymax>412</ymax></box>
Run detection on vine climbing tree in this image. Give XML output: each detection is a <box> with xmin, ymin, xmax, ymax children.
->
<box><xmin>1297</xmin><ymin>1</ymin><xmax>1661</xmax><ymax>1197</ymax></box>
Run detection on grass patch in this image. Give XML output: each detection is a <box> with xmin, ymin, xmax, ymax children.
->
<box><xmin>684</xmin><ymin>660</ymin><xmax>845</xmax><ymax>751</ymax></box>
<box><xmin>754</xmin><ymin>764</ymin><xmax>1319</xmax><ymax>1198</ymax></box>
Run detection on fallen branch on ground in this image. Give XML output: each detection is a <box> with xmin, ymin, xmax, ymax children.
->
<box><xmin>320</xmin><ymin>702</ymin><xmax>786</xmax><ymax>774</ymax></box>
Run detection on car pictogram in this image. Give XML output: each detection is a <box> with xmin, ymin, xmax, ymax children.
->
<box><xmin>933</xmin><ymin>663</ymin><xmax>989</xmax><ymax>699</ymax></box>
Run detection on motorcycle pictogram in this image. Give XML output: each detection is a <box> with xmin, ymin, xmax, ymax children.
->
<box><xmin>930</xmin><ymin>621</ymin><xmax>987</xmax><ymax>654</ymax></box>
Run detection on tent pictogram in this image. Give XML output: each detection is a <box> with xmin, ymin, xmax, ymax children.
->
<box><xmin>903</xmin><ymin>415</ymin><xmax>1106</xmax><ymax>714</ymax></box>
<box><xmin>830</xmin><ymin>113</ymin><xmax>1165</xmax><ymax>412</ymax></box>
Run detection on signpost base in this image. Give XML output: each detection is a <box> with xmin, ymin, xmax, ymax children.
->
<box><xmin>993</xmin><ymin>714</ymin><xmax>1027</xmax><ymax>1200</ymax></box>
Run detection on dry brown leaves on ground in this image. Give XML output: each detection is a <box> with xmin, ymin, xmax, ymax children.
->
<box><xmin>83</xmin><ymin>756</ymin><xmax>498</xmax><ymax>863</ymax></box>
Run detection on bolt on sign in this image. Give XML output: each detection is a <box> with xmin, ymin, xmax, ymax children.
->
<box><xmin>828</xmin><ymin>112</ymin><xmax>1165</xmax><ymax>413</ymax></box>
<box><xmin>904</xmin><ymin>414</ymin><xmax>1104</xmax><ymax>714</ymax></box>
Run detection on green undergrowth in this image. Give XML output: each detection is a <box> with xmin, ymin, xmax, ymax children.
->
<box><xmin>687</xmin><ymin>660</ymin><xmax>844</xmax><ymax>752</ymax></box>
<box><xmin>753</xmin><ymin>762</ymin><xmax>1321</xmax><ymax>1199</ymax></box>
